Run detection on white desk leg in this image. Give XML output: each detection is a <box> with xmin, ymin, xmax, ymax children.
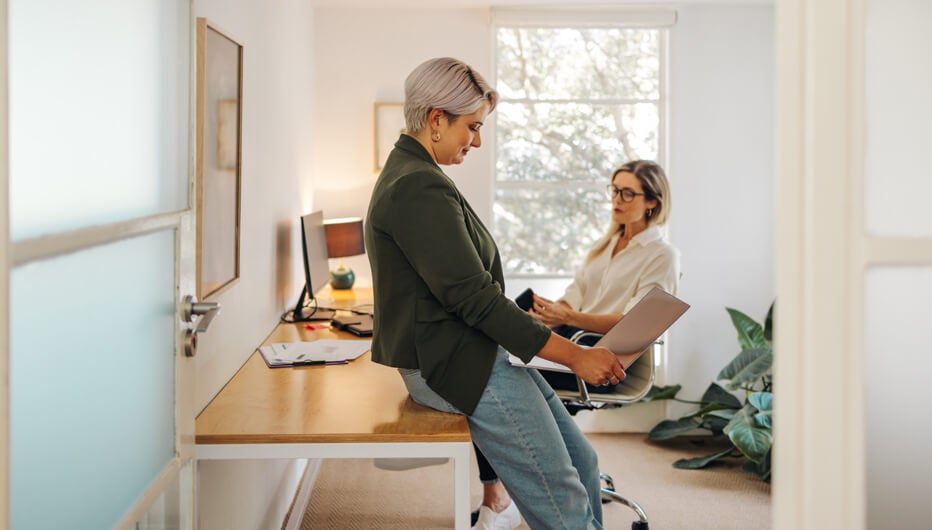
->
<box><xmin>454</xmin><ymin>443</ymin><xmax>470</xmax><ymax>530</ymax></box>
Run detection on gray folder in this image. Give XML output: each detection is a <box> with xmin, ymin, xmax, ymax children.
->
<box><xmin>594</xmin><ymin>287</ymin><xmax>690</xmax><ymax>369</ymax></box>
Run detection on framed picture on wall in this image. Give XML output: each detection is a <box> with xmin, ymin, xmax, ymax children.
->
<box><xmin>374</xmin><ymin>102</ymin><xmax>405</xmax><ymax>172</ymax></box>
<box><xmin>196</xmin><ymin>18</ymin><xmax>243</xmax><ymax>300</ymax></box>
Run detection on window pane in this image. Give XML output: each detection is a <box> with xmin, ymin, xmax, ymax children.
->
<box><xmin>9</xmin><ymin>0</ymin><xmax>190</xmax><ymax>240</ymax></box>
<box><xmin>495</xmin><ymin>186</ymin><xmax>609</xmax><ymax>274</ymax></box>
<box><xmin>496</xmin><ymin>102</ymin><xmax>659</xmax><ymax>183</ymax></box>
<box><xmin>864</xmin><ymin>0</ymin><xmax>932</xmax><ymax>236</ymax></box>
<box><xmin>496</xmin><ymin>27</ymin><xmax>660</xmax><ymax>100</ymax></box>
<box><xmin>494</xmin><ymin>22</ymin><xmax>663</xmax><ymax>275</ymax></box>
<box><xmin>864</xmin><ymin>266</ymin><xmax>932</xmax><ymax>528</ymax></box>
<box><xmin>11</xmin><ymin>230</ymin><xmax>176</xmax><ymax>529</ymax></box>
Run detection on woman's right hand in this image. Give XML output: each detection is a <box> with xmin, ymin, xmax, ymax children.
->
<box><xmin>565</xmin><ymin>345</ymin><xmax>626</xmax><ymax>387</ymax></box>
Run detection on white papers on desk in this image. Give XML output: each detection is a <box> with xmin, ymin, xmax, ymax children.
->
<box><xmin>258</xmin><ymin>339</ymin><xmax>371</xmax><ymax>368</ymax></box>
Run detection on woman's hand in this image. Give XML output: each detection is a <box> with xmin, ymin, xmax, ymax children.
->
<box><xmin>565</xmin><ymin>345</ymin><xmax>626</xmax><ymax>387</ymax></box>
<box><xmin>529</xmin><ymin>294</ymin><xmax>574</xmax><ymax>328</ymax></box>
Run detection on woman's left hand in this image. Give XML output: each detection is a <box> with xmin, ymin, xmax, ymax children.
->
<box><xmin>529</xmin><ymin>294</ymin><xmax>573</xmax><ymax>328</ymax></box>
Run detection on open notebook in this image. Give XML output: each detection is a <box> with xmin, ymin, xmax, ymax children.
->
<box><xmin>509</xmin><ymin>287</ymin><xmax>690</xmax><ymax>373</ymax></box>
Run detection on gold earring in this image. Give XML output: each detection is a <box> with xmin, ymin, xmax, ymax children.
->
<box><xmin>432</xmin><ymin>132</ymin><xmax>440</xmax><ymax>142</ymax></box>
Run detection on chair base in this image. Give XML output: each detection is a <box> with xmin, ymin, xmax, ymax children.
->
<box><xmin>600</xmin><ymin>473</ymin><xmax>649</xmax><ymax>530</ymax></box>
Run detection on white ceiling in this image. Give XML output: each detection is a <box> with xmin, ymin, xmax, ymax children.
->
<box><xmin>309</xmin><ymin>0</ymin><xmax>772</xmax><ymax>8</ymax></box>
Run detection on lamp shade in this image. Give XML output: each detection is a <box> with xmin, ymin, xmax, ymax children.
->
<box><xmin>323</xmin><ymin>217</ymin><xmax>365</xmax><ymax>259</ymax></box>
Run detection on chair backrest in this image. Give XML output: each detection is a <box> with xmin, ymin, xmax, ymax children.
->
<box><xmin>554</xmin><ymin>341</ymin><xmax>658</xmax><ymax>406</ymax></box>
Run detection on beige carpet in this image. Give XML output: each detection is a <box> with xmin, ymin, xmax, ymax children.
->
<box><xmin>299</xmin><ymin>433</ymin><xmax>771</xmax><ymax>529</ymax></box>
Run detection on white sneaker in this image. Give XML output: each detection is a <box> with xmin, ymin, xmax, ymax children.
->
<box><xmin>472</xmin><ymin>501</ymin><xmax>522</xmax><ymax>530</ymax></box>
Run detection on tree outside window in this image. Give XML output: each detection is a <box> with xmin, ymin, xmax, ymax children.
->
<box><xmin>494</xmin><ymin>26</ymin><xmax>663</xmax><ymax>275</ymax></box>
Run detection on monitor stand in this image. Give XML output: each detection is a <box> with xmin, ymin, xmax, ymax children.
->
<box><xmin>297</xmin><ymin>307</ymin><xmax>336</xmax><ymax>321</ymax></box>
<box><xmin>291</xmin><ymin>285</ymin><xmax>337</xmax><ymax>322</ymax></box>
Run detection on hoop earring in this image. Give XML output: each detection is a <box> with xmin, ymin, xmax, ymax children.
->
<box><xmin>432</xmin><ymin>132</ymin><xmax>441</xmax><ymax>142</ymax></box>
<box><xmin>647</xmin><ymin>208</ymin><xmax>653</xmax><ymax>218</ymax></box>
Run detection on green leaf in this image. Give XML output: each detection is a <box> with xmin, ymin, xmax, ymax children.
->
<box><xmin>754</xmin><ymin>411</ymin><xmax>772</xmax><ymax>429</ymax></box>
<box><xmin>682</xmin><ymin>403</ymin><xmax>738</xmax><ymax>424</ymax></box>
<box><xmin>749</xmin><ymin>393</ymin><xmax>773</xmax><ymax>428</ymax></box>
<box><xmin>706</xmin><ymin>409</ymin><xmax>739</xmax><ymax>420</ymax></box>
<box><xmin>718</xmin><ymin>348</ymin><xmax>773</xmax><ymax>390</ymax></box>
<box><xmin>648</xmin><ymin>418</ymin><xmax>701</xmax><ymax>440</ymax></box>
<box><xmin>643</xmin><ymin>384</ymin><xmax>682</xmax><ymax>401</ymax></box>
<box><xmin>749</xmin><ymin>392</ymin><xmax>772</xmax><ymax>412</ymax></box>
<box><xmin>763</xmin><ymin>301</ymin><xmax>774</xmax><ymax>343</ymax></box>
<box><xmin>724</xmin><ymin>406</ymin><xmax>773</xmax><ymax>463</ymax></box>
<box><xmin>742</xmin><ymin>449</ymin><xmax>772</xmax><ymax>480</ymax></box>
<box><xmin>672</xmin><ymin>447</ymin><xmax>735</xmax><ymax>470</ymax></box>
<box><xmin>700</xmin><ymin>416</ymin><xmax>730</xmax><ymax>436</ymax></box>
<box><xmin>700</xmin><ymin>383</ymin><xmax>742</xmax><ymax>408</ymax></box>
<box><xmin>727</xmin><ymin>307</ymin><xmax>766</xmax><ymax>349</ymax></box>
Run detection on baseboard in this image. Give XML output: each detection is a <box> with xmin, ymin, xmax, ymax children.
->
<box><xmin>571</xmin><ymin>400</ymin><xmax>667</xmax><ymax>433</ymax></box>
<box><xmin>282</xmin><ymin>459</ymin><xmax>322</xmax><ymax>530</ymax></box>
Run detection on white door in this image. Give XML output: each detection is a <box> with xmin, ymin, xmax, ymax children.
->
<box><xmin>776</xmin><ymin>0</ymin><xmax>932</xmax><ymax>528</ymax></box>
<box><xmin>2</xmin><ymin>1</ymin><xmax>198</xmax><ymax>529</ymax></box>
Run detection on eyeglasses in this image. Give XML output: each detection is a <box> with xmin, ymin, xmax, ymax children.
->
<box><xmin>605</xmin><ymin>185</ymin><xmax>646</xmax><ymax>203</ymax></box>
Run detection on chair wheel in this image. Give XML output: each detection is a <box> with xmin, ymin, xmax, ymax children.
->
<box><xmin>632</xmin><ymin>521</ymin><xmax>649</xmax><ymax>530</ymax></box>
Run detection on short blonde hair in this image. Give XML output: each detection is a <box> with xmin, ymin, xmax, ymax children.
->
<box><xmin>403</xmin><ymin>57</ymin><xmax>498</xmax><ymax>134</ymax></box>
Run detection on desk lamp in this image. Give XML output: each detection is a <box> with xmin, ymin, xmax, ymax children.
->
<box><xmin>323</xmin><ymin>217</ymin><xmax>366</xmax><ymax>289</ymax></box>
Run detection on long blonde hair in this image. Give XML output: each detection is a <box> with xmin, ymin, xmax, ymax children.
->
<box><xmin>585</xmin><ymin>160</ymin><xmax>671</xmax><ymax>264</ymax></box>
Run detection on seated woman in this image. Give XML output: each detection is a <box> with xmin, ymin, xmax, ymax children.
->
<box><xmin>472</xmin><ymin>160</ymin><xmax>679</xmax><ymax>529</ymax></box>
<box><xmin>533</xmin><ymin>159</ymin><xmax>679</xmax><ymax>393</ymax></box>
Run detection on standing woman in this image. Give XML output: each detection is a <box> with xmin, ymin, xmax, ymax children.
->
<box><xmin>365</xmin><ymin>57</ymin><xmax>623</xmax><ymax>530</ymax></box>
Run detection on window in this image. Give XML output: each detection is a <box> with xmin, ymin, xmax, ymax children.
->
<box><xmin>492</xmin><ymin>12</ymin><xmax>669</xmax><ymax>275</ymax></box>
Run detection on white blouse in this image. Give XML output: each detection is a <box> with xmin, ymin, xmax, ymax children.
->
<box><xmin>560</xmin><ymin>226</ymin><xmax>680</xmax><ymax>316</ymax></box>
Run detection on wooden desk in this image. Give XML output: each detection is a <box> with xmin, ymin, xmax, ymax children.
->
<box><xmin>195</xmin><ymin>288</ymin><xmax>472</xmax><ymax>528</ymax></box>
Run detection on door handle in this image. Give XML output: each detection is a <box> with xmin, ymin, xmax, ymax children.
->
<box><xmin>182</xmin><ymin>295</ymin><xmax>221</xmax><ymax>357</ymax></box>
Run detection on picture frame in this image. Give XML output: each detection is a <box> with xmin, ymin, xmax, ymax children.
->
<box><xmin>374</xmin><ymin>102</ymin><xmax>405</xmax><ymax>172</ymax></box>
<box><xmin>196</xmin><ymin>18</ymin><xmax>243</xmax><ymax>300</ymax></box>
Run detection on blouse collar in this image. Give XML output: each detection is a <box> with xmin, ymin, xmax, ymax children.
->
<box><xmin>612</xmin><ymin>225</ymin><xmax>663</xmax><ymax>248</ymax></box>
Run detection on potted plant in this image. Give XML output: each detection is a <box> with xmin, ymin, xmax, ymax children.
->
<box><xmin>645</xmin><ymin>302</ymin><xmax>774</xmax><ymax>480</ymax></box>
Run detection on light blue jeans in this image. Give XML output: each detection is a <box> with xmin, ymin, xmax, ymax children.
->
<box><xmin>400</xmin><ymin>347</ymin><xmax>604</xmax><ymax>530</ymax></box>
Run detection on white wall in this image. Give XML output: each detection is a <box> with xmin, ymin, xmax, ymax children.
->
<box><xmin>311</xmin><ymin>8</ymin><xmax>494</xmax><ymax>286</ymax></box>
<box><xmin>312</xmin><ymin>5</ymin><xmax>775</xmax><ymax>412</ymax></box>
<box><xmin>666</xmin><ymin>5</ymin><xmax>775</xmax><ymax>404</ymax></box>
<box><xmin>193</xmin><ymin>0</ymin><xmax>316</xmax><ymax>528</ymax></box>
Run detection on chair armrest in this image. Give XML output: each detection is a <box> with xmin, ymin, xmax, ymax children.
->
<box><xmin>568</xmin><ymin>329</ymin><xmax>603</xmax><ymax>344</ymax></box>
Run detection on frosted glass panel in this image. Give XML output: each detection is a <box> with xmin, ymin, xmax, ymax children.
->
<box><xmin>9</xmin><ymin>0</ymin><xmax>190</xmax><ymax>240</ymax></box>
<box><xmin>864</xmin><ymin>0</ymin><xmax>932</xmax><ymax>236</ymax></box>
<box><xmin>864</xmin><ymin>267</ymin><xmax>932</xmax><ymax>528</ymax></box>
<box><xmin>11</xmin><ymin>231</ymin><xmax>176</xmax><ymax>529</ymax></box>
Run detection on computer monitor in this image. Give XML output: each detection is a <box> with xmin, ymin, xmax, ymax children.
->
<box><xmin>292</xmin><ymin>210</ymin><xmax>336</xmax><ymax>321</ymax></box>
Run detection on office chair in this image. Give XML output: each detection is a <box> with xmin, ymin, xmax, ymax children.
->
<box><xmin>551</xmin><ymin>331</ymin><xmax>659</xmax><ymax>530</ymax></box>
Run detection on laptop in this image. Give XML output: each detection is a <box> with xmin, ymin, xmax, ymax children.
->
<box><xmin>510</xmin><ymin>287</ymin><xmax>690</xmax><ymax>373</ymax></box>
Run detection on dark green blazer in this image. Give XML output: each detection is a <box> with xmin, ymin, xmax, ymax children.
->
<box><xmin>364</xmin><ymin>135</ymin><xmax>551</xmax><ymax>415</ymax></box>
